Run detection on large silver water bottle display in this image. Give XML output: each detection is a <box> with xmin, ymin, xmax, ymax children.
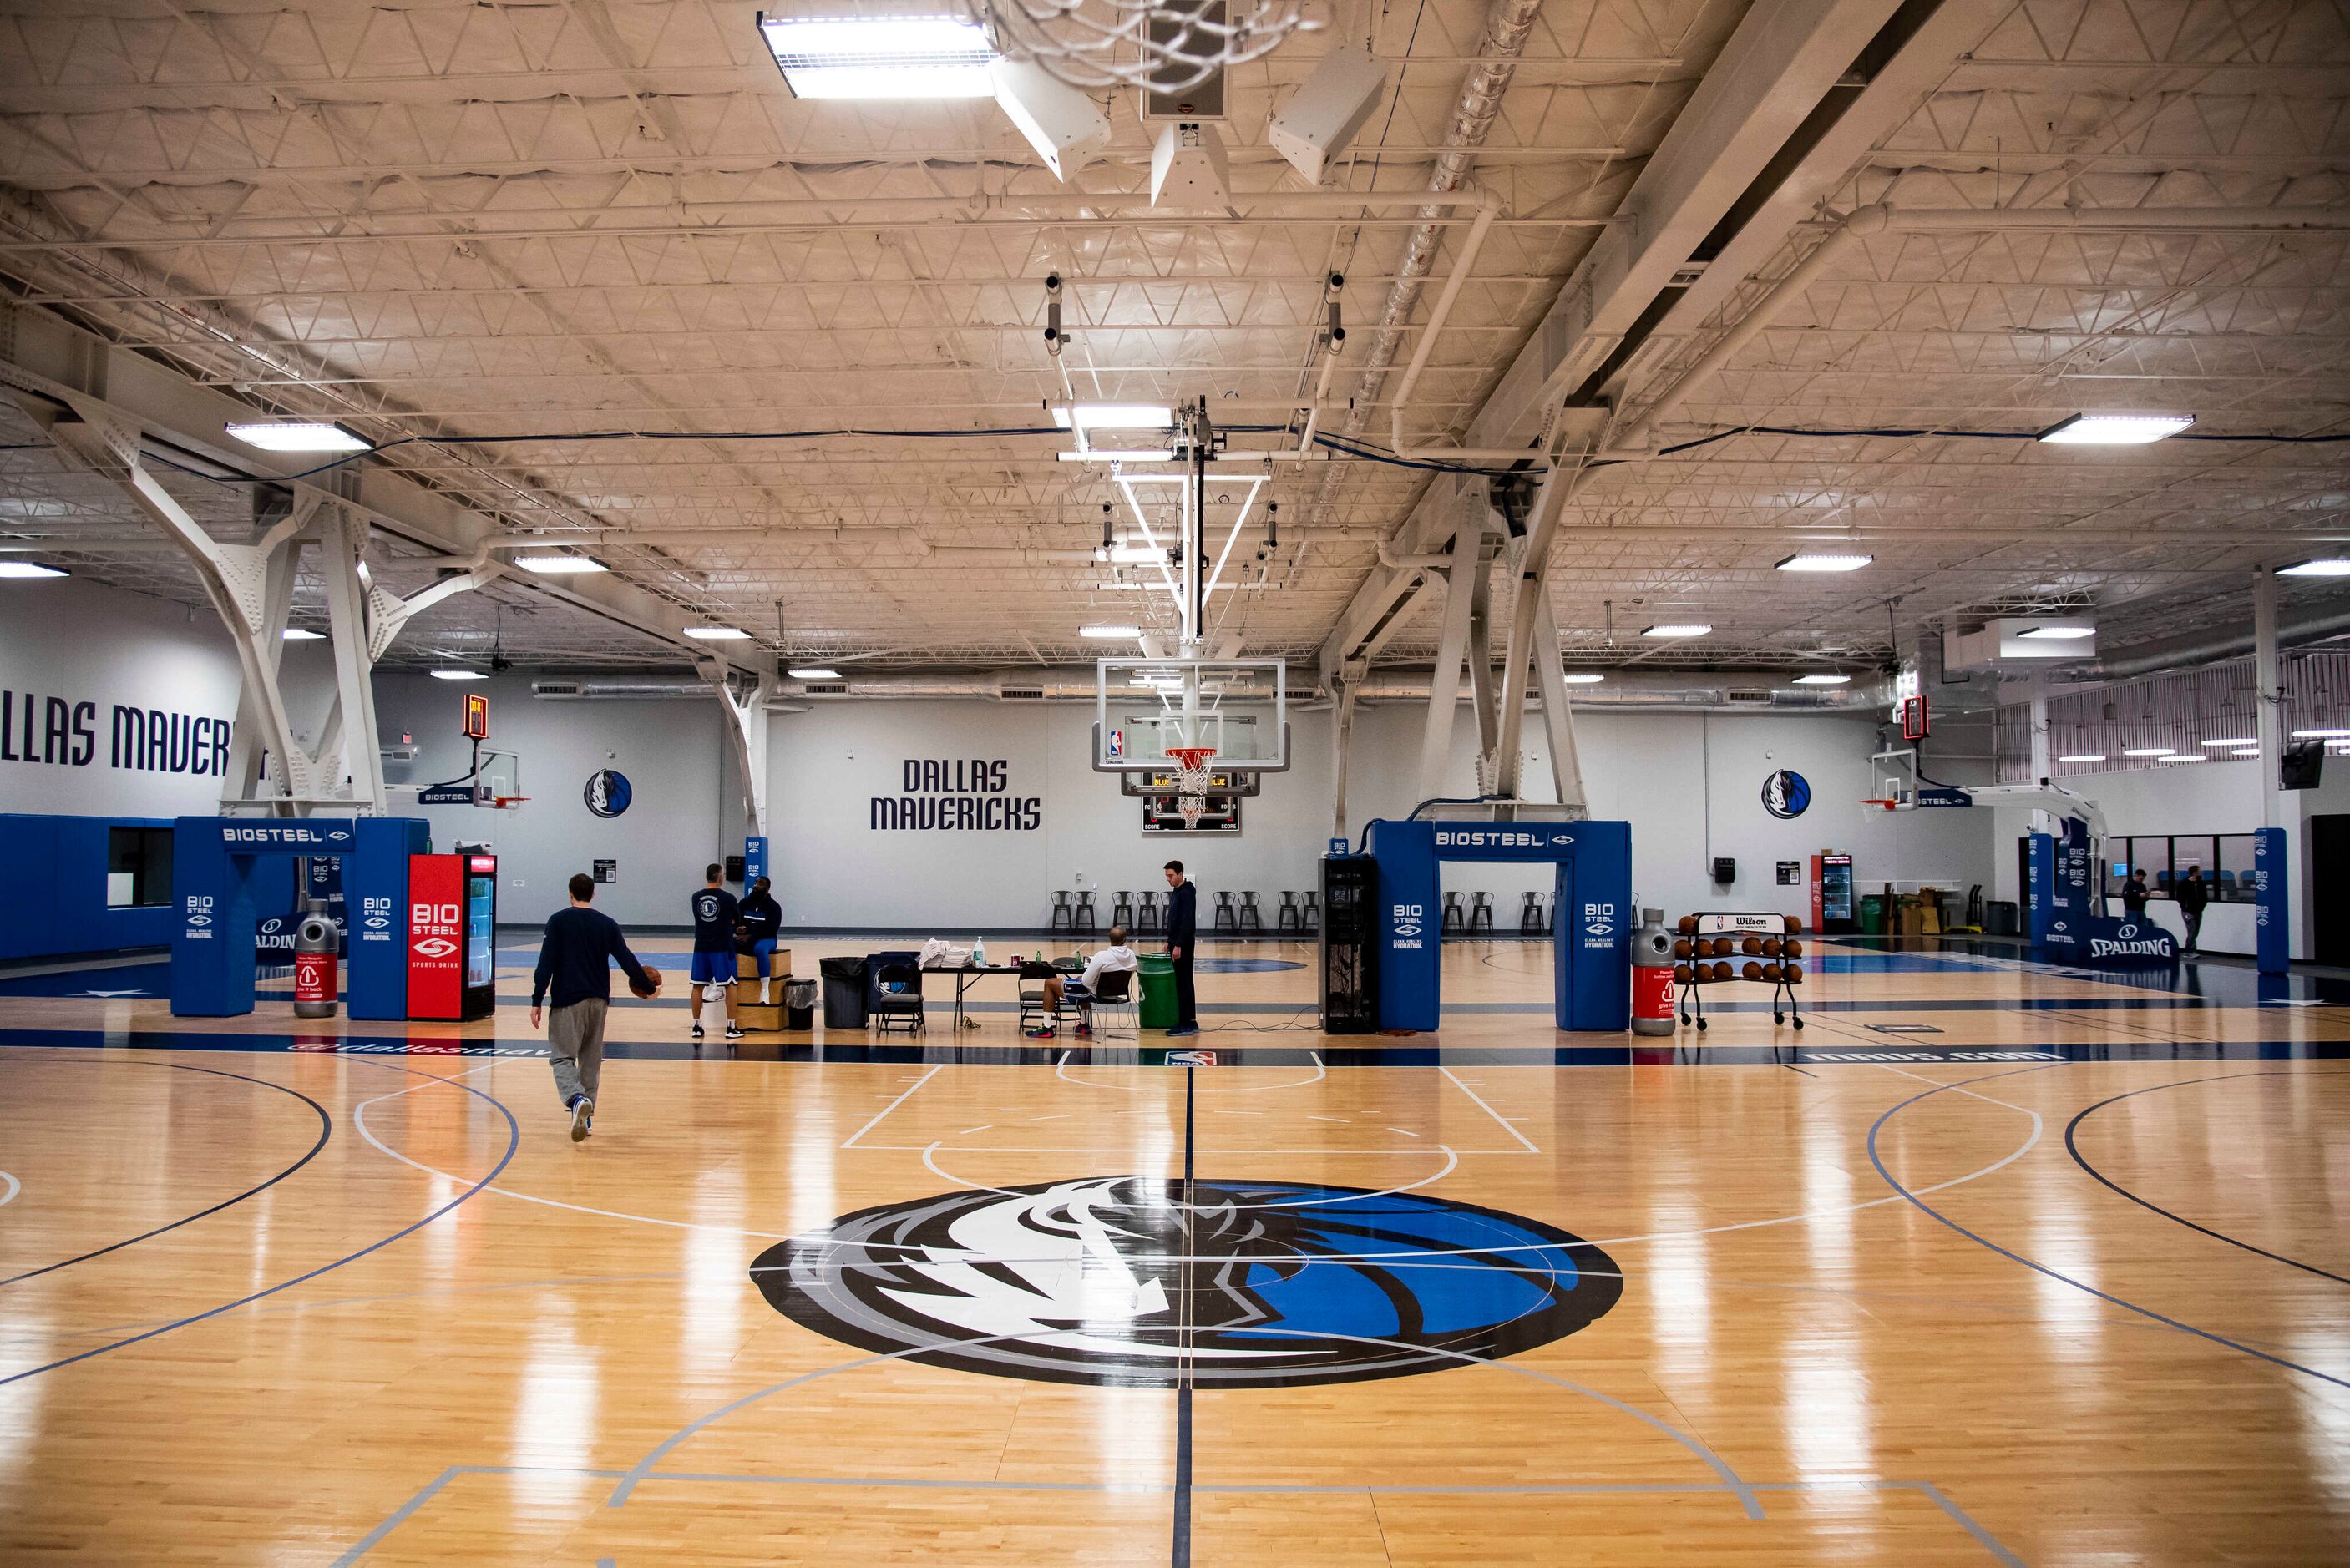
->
<box><xmin>1630</xmin><ymin>907</ymin><xmax>1675</xmax><ymax>1036</ymax></box>
<box><xmin>292</xmin><ymin>901</ymin><xmax>341</xmax><ymax>1019</ymax></box>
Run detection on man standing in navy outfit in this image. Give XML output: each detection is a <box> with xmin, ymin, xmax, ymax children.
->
<box><xmin>1162</xmin><ymin>858</ymin><xmax>1198</xmax><ymax>1035</ymax></box>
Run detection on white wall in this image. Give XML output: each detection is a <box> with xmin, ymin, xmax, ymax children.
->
<box><xmin>0</xmin><ymin>576</ymin><xmax>248</xmax><ymax>817</ymax></box>
<box><xmin>765</xmin><ymin>701</ymin><xmax>1992</xmax><ymax>929</ymax></box>
<box><xmin>377</xmin><ymin>674</ymin><xmax>730</xmax><ymax>928</ymax></box>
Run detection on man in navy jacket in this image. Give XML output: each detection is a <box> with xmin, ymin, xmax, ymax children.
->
<box><xmin>1163</xmin><ymin>859</ymin><xmax>1198</xmax><ymax>1035</ymax></box>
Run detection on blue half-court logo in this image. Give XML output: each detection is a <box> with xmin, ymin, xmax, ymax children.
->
<box><xmin>583</xmin><ymin>768</ymin><xmax>632</xmax><ymax>818</ymax></box>
<box><xmin>1761</xmin><ymin>769</ymin><xmax>1810</xmax><ymax>820</ymax></box>
<box><xmin>754</xmin><ymin>1177</ymin><xmax>1623</xmax><ymax>1388</ymax></box>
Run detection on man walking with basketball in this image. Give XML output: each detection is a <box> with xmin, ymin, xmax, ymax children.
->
<box><xmin>1163</xmin><ymin>858</ymin><xmax>1198</xmax><ymax>1035</ymax></box>
<box><xmin>531</xmin><ymin>872</ymin><xmax>659</xmax><ymax>1142</ymax></box>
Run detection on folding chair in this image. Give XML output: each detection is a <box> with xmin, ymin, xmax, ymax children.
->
<box><xmin>867</xmin><ymin>953</ymin><xmax>926</xmax><ymax>1035</ymax></box>
<box><xmin>1086</xmin><ymin>966</ymin><xmax>1140</xmax><ymax>1044</ymax></box>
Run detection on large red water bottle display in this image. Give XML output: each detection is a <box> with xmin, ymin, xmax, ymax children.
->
<box><xmin>1630</xmin><ymin>908</ymin><xmax>1675</xmax><ymax>1036</ymax></box>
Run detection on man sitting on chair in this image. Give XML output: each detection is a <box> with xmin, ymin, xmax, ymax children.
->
<box><xmin>1026</xmin><ymin>926</ymin><xmax>1138</xmax><ymax>1039</ymax></box>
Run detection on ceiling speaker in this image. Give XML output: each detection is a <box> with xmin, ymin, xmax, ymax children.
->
<box><xmin>990</xmin><ymin>58</ymin><xmax>1111</xmax><ymax>182</ymax></box>
<box><xmin>1151</xmin><ymin>121</ymin><xmax>1232</xmax><ymax>208</ymax></box>
<box><xmin>1268</xmin><ymin>46</ymin><xmax>1387</xmax><ymax>185</ymax></box>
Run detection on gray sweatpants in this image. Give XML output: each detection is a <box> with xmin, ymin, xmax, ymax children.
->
<box><xmin>547</xmin><ymin>998</ymin><xmax>610</xmax><ymax>1107</ymax></box>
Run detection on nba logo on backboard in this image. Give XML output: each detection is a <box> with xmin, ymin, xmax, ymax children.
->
<box><xmin>1107</xmin><ymin>728</ymin><xmax>1124</xmax><ymax>761</ymax></box>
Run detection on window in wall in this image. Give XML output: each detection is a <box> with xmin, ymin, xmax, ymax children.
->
<box><xmin>2215</xmin><ymin>834</ymin><xmax>2256</xmax><ymax>901</ymax></box>
<box><xmin>107</xmin><ymin>826</ymin><xmax>173</xmax><ymax>908</ymax></box>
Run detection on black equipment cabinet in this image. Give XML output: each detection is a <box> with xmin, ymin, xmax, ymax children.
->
<box><xmin>1319</xmin><ymin>854</ymin><xmax>1378</xmax><ymax>1034</ymax></box>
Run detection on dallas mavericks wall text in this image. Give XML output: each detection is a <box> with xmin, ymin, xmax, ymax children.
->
<box><xmin>870</xmin><ymin>757</ymin><xmax>1042</xmax><ymax>831</ymax></box>
<box><xmin>0</xmin><ymin>689</ymin><xmax>230</xmax><ymax>776</ymax></box>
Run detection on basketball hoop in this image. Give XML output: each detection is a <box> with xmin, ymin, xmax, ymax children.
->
<box><xmin>1167</xmin><ymin>746</ymin><xmax>1218</xmax><ymax>798</ymax></box>
<box><xmin>1178</xmin><ymin>796</ymin><xmax>1207</xmax><ymax>830</ymax></box>
<box><xmin>1860</xmin><ymin>798</ymin><xmax>1898</xmax><ymax>812</ymax></box>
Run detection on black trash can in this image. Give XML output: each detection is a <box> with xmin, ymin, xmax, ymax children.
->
<box><xmin>820</xmin><ymin>956</ymin><xmax>869</xmax><ymax>1029</ymax></box>
<box><xmin>1983</xmin><ymin>899</ymin><xmax>2019</xmax><ymax>937</ymax></box>
<box><xmin>785</xmin><ymin>977</ymin><xmax>818</xmax><ymax>1031</ymax></box>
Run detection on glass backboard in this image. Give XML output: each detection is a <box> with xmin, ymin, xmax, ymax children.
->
<box><xmin>1094</xmin><ymin>657</ymin><xmax>1289</xmax><ymax>773</ymax></box>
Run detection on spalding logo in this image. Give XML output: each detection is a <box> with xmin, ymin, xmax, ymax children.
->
<box><xmin>413</xmin><ymin>937</ymin><xmax>458</xmax><ymax>959</ymax></box>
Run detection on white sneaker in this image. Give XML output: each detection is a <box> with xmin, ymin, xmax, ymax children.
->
<box><xmin>570</xmin><ymin>1096</ymin><xmax>593</xmax><ymax>1142</ymax></box>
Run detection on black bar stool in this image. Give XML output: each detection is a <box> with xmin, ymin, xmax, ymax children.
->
<box><xmin>1239</xmin><ymin>891</ymin><xmax>1263</xmax><ymax>933</ymax></box>
<box><xmin>1049</xmin><ymin>890</ymin><xmax>1074</xmax><ymax>932</ymax></box>
<box><xmin>1469</xmin><ymin>891</ymin><xmax>1495</xmax><ymax>933</ymax></box>
<box><xmin>1074</xmin><ymin>889</ymin><xmax>1097</xmax><ymax>934</ymax></box>
<box><xmin>1112</xmin><ymin>889</ymin><xmax>1135</xmax><ymax>928</ymax></box>
<box><xmin>1301</xmin><ymin>890</ymin><xmax>1320</xmax><ymax>933</ymax></box>
<box><xmin>1441</xmin><ymin>890</ymin><xmax>1464</xmax><ymax>933</ymax></box>
<box><xmin>1276</xmin><ymin>891</ymin><xmax>1301</xmax><ymax>932</ymax></box>
<box><xmin>1519</xmin><ymin>891</ymin><xmax>1546</xmax><ymax>934</ymax></box>
<box><xmin>1137</xmin><ymin>890</ymin><xmax>1163</xmax><ymax>934</ymax></box>
<box><xmin>1214</xmin><ymin>891</ymin><xmax>1238</xmax><ymax>932</ymax></box>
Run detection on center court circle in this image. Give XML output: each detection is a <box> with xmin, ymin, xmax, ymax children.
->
<box><xmin>752</xmin><ymin>1176</ymin><xmax>1623</xmax><ymax>1388</ymax></box>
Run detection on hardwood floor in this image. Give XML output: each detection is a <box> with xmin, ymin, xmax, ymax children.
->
<box><xmin>1</xmin><ymin>936</ymin><xmax>2345</xmax><ymax>1564</ymax></box>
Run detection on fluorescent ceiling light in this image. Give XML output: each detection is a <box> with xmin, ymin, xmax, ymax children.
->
<box><xmin>1641</xmin><ymin>624</ymin><xmax>1711</xmax><ymax>639</ymax></box>
<box><xmin>2120</xmin><ymin>747</ymin><xmax>2174</xmax><ymax>757</ymax></box>
<box><xmin>1793</xmin><ymin>674</ymin><xmax>1851</xmax><ymax>685</ymax></box>
<box><xmin>2165</xmin><ymin>754</ymin><xmax>2205</xmax><ymax>762</ymax></box>
<box><xmin>431</xmin><ymin>669</ymin><xmax>487</xmax><ymax>681</ymax></box>
<box><xmin>1562</xmin><ymin>673</ymin><xmax>1606</xmax><ymax>685</ymax></box>
<box><xmin>282</xmin><ymin>627</ymin><xmax>325</xmax><ymax>640</ymax></box>
<box><xmin>2201</xmin><ymin>737</ymin><xmax>2256</xmax><ymax>747</ymax></box>
<box><xmin>1102</xmin><ymin>544</ymin><xmax>1167</xmax><ymax>564</ymax></box>
<box><xmin>225</xmin><ymin>421</ymin><xmax>371</xmax><ymax>453</ymax></box>
<box><xmin>757</xmin><ymin>14</ymin><xmax>996</xmax><ymax>99</ymax></box>
<box><xmin>1054</xmin><ymin>404</ymin><xmax>1175</xmax><ymax>431</ymax></box>
<box><xmin>0</xmin><ymin>561</ymin><xmax>68</xmax><ymax>579</ymax></box>
<box><xmin>2232</xmin><ymin>750</ymin><xmax>2261</xmax><ymax>758</ymax></box>
<box><xmin>2057</xmin><ymin>754</ymin><xmax>2105</xmax><ymax>763</ymax></box>
<box><xmin>1080</xmin><ymin>624</ymin><xmax>1142</xmax><ymax>640</ymax></box>
<box><xmin>2038</xmin><ymin>412</ymin><xmax>2195</xmax><ymax>445</ymax></box>
<box><xmin>2292</xmin><ymin>728</ymin><xmax>2350</xmax><ymax>739</ymax></box>
<box><xmin>1058</xmin><ymin>448</ymin><xmax>1178</xmax><ymax>463</ymax></box>
<box><xmin>684</xmin><ymin>626</ymin><xmax>750</xmax><ymax>640</ymax></box>
<box><xmin>1775</xmin><ymin>553</ymin><xmax>1873</xmax><ymax>573</ymax></box>
<box><xmin>514</xmin><ymin>554</ymin><xmax>608</xmax><ymax>574</ymax></box>
<box><xmin>2278</xmin><ymin>559</ymin><xmax>2350</xmax><ymax>577</ymax></box>
<box><xmin>788</xmin><ymin>667</ymin><xmax>842</xmax><ymax>680</ymax></box>
<box><xmin>2017</xmin><ymin>625</ymin><xmax>2095</xmax><ymax>640</ymax></box>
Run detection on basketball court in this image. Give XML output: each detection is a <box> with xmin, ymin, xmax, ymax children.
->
<box><xmin>3</xmin><ymin>934</ymin><xmax>2347</xmax><ymax>1564</ymax></box>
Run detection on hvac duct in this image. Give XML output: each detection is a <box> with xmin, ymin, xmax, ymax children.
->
<box><xmin>2085</xmin><ymin>596</ymin><xmax>2350</xmax><ymax>682</ymax></box>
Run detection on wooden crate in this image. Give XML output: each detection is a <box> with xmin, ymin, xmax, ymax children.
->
<box><xmin>732</xmin><ymin>1000</ymin><xmax>784</xmax><ymax>1032</ymax></box>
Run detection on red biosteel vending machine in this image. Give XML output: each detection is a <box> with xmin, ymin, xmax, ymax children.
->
<box><xmin>407</xmin><ymin>852</ymin><xmax>498</xmax><ymax>1020</ymax></box>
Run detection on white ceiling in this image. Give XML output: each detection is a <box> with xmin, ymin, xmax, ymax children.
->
<box><xmin>0</xmin><ymin>0</ymin><xmax>2343</xmax><ymax>674</ymax></box>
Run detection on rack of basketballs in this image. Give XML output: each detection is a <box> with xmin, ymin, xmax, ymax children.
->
<box><xmin>1670</xmin><ymin>914</ymin><xmax>1806</xmax><ymax>1030</ymax></box>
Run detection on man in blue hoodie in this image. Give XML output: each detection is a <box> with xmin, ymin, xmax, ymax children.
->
<box><xmin>531</xmin><ymin>873</ymin><xmax>658</xmax><ymax>1142</ymax></box>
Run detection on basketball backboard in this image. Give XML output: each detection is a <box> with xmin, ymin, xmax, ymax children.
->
<box><xmin>1094</xmin><ymin>657</ymin><xmax>1289</xmax><ymax>774</ymax></box>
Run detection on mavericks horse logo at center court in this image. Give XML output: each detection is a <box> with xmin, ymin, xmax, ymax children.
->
<box><xmin>752</xmin><ymin>1176</ymin><xmax>1622</xmax><ymax>1388</ymax></box>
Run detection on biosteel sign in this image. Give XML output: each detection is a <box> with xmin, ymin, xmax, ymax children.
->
<box><xmin>405</xmin><ymin>853</ymin><xmax>465</xmax><ymax>1019</ymax></box>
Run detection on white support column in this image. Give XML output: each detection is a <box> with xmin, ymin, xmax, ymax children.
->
<box><xmin>1530</xmin><ymin>595</ymin><xmax>1588</xmax><ymax>814</ymax></box>
<box><xmin>2255</xmin><ymin>566</ymin><xmax>2282</xmax><ymax>831</ymax></box>
<box><xmin>709</xmin><ymin>669</ymin><xmax>773</xmax><ymax>836</ymax></box>
<box><xmin>318</xmin><ymin>508</ymin><xmax>389</xmax><ymax>814</ymax></box>
<box><xmin>1330</xmin><ymin>674</ymin><xmax>1359</xmax><ymax>839</ymax></box>
<box><xmin>1416</xmin><ymin>518</ymin><xmax>1483</xmax><ymax>802</ymax></box>
<box><xmin>2028</xmin><ymin>674</ymin><xmax>2052</xmax><ymax>782</ymax></box>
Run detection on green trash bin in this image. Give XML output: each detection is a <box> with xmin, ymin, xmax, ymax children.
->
<box><xmin>1136</xmin><ymin>953</ymin><xmax>1178</xmax><ymax>1029</ymax></box>
<box><xmin>1858</xmin><ymin>893</ymin><xmax>1887</xmax><ymax>936</ymax></box>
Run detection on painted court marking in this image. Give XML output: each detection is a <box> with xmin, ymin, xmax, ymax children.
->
<box><xmin>1439</xmin><ymin>1065</ymin><xmax>1541</xmax><ymax>1153</ymax></box>
<box><xmin>839</xmin><ymin>1064</ymin><xmax>943</xmax><ymax>1149</ymax></box>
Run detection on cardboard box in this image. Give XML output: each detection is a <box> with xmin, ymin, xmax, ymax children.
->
<box><xmin>732</xmin><ymin>1001</ymin><xmax>784</xmax><ymax>1032</ymax></box>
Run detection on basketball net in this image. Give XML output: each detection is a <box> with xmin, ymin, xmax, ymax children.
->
<box><xmin>1168</xmin><ymin>745</ymin><xmax>1216</xmax><ymax>831</ymax></box>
